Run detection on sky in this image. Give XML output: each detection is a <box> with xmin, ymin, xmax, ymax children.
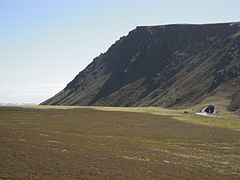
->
<box><xmin>0</xmin><ymin>0</ymin><xmax>239</xmax><ymax>104</ymax></box>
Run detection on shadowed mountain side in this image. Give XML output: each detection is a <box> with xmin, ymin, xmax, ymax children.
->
<box><xmin>41</xmin><ymin>22</ymin><xmax>240</xmax><ymax>110</ymax></box>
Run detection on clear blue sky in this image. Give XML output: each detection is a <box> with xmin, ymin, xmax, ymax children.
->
<box><xmin>0</xmin><ymin>0</ymin><xmax>239</xmax><ymax>103</ymax></box>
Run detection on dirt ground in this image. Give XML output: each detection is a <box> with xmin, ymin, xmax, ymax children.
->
<box><xmin>0</xmin><ymin>107</ymin><xmax>240</xmax><ymax>180</ymax></box>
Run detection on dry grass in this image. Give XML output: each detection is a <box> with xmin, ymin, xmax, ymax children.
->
<box><xmin>92</xmin><ymin>106</ymin><xmax>240</xmax><ymax>131</ymax></box>
<box><xmin>4</xmin><ymin>105</ymin><xmax>240</xmax><ymax>130</ymax></box>
<box><xmin>0</xmin><ymin>106</ymin><xmax>240</xmax><ymax>179</ymax></box>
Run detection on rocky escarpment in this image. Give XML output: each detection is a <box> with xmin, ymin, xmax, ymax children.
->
<box><xmin>41</xmin><ymin>22</ymin><xmax>240</xmax><ymax>110</ymax></box>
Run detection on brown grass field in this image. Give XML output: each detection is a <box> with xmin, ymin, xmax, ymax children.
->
<box><xmin>0</xmin><ymin>106</ymin><xmax>240</xmax><ymax>180</ymax></box>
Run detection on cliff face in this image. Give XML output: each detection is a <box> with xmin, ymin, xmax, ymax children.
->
<box><xmin>41</xmin><ymin>22</ymin><xmax>240</xmax><ymax>110</ymax></box>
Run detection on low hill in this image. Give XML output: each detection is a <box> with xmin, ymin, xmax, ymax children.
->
<box><xmin>41</xmin><ymin>22</ymin><xmax>240</xmax><ymax>110</ymax></box>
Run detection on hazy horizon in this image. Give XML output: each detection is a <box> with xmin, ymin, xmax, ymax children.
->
<box><xmin>1</xmin><ymin>0</ymin><xmax>239</xmax><ymax>104</ymax></box>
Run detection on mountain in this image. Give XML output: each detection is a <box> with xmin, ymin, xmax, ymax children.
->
<box><xmin>41</xmin><ymin>22</ymin><xmax>240</xmax><ymax>111</ymax></box>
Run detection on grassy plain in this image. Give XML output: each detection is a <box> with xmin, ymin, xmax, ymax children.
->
<box><xmin>0</xmin><ymin>106</ymin><xmax>240</xmax><ymax>179</ymax></box>
<box><xmin>93</xmin><ymin>106</ymin><xmax>240</xmax><ymax>131</ymax></box>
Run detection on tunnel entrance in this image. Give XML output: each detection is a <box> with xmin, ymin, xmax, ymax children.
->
<box><xmin>201</xmin><ymin>105</ymin><xmax>216</xmax><ymax>114</ymax></box>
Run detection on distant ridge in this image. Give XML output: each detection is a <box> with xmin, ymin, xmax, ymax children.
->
<box><xmin>41</xmin><ymin>22</ymin><xmax>240</xmax><ymax>111</ymax></box>
<box><xmin>0</xmin><ymin>103</ymin><xmax>38</xmax><ymax>106</ymax></box>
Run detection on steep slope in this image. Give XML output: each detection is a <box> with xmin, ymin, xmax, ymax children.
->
<box><xmin>41</xmin><ymin>22</ymin><xmax>240</xmax><ymax>110</ymax></box>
